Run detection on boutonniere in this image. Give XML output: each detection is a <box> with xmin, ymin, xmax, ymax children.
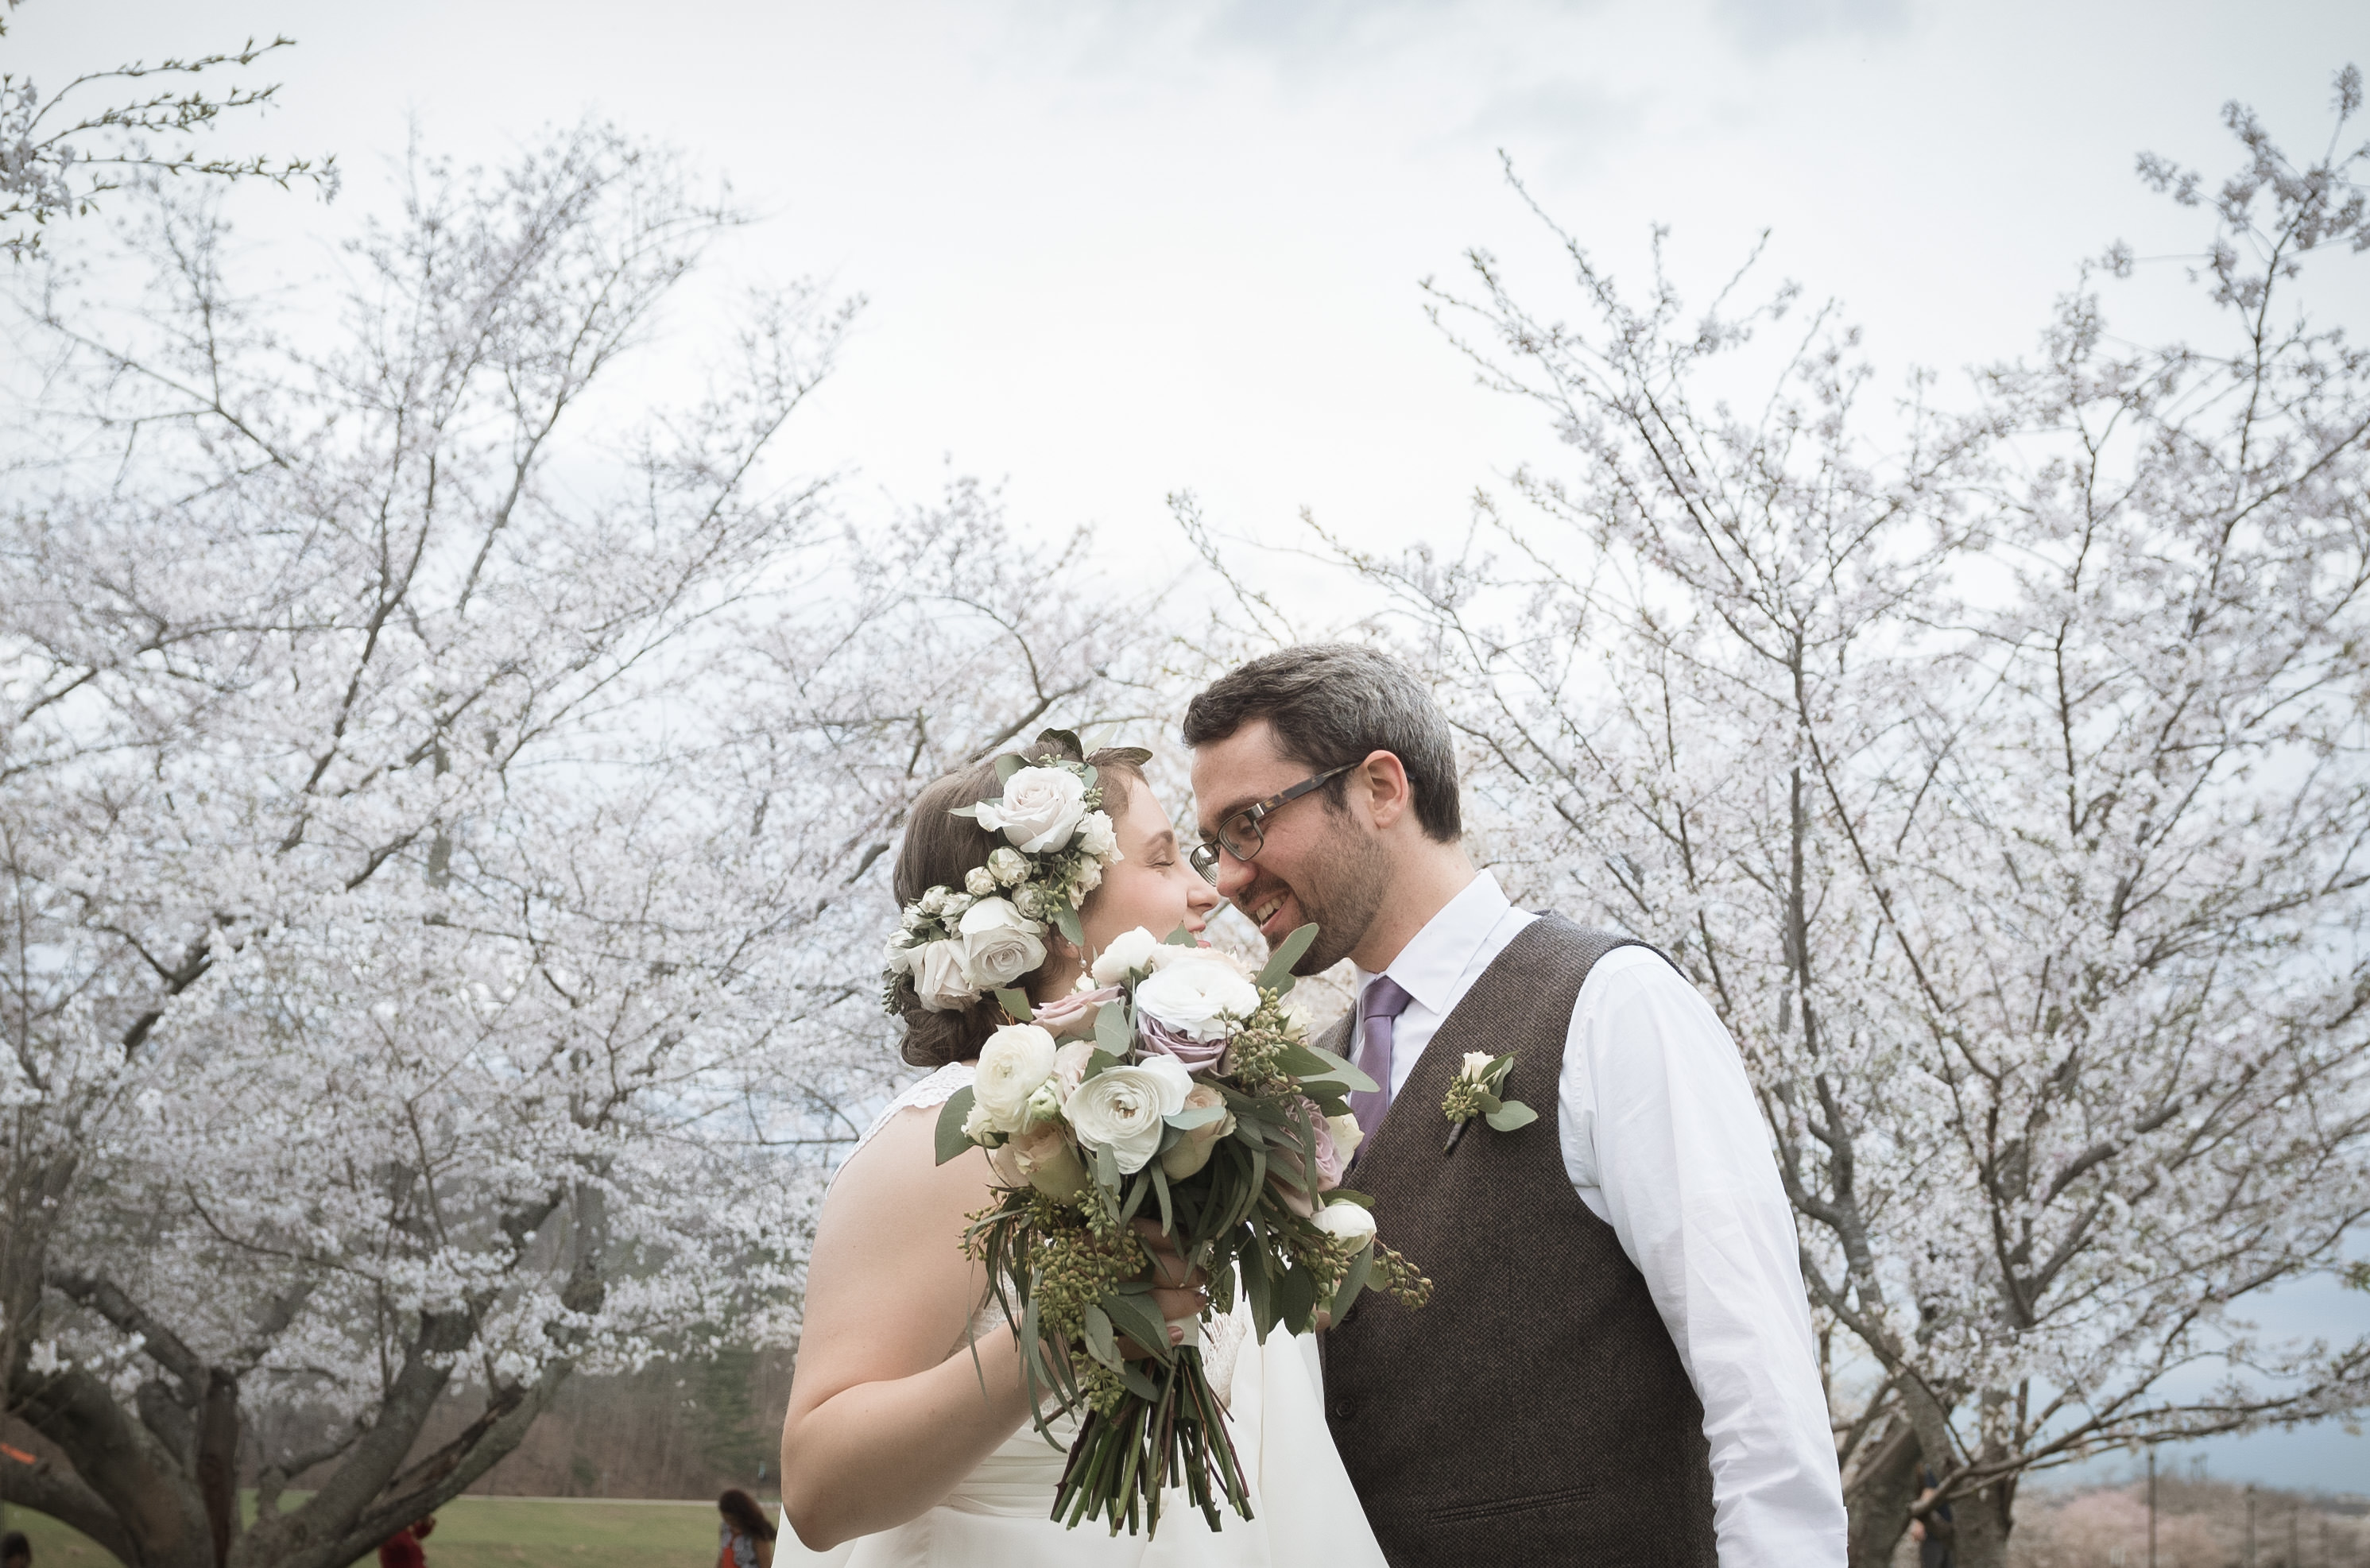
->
<box><xmin>1442</xmin><ymin>1051</ymin><xmax>1538</xmax><ymax>1154</ymax></box>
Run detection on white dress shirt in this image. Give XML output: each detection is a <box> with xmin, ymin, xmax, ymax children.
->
<box><xmin>1350</xmin><ymin>873</ymin><xmax>1847</xmax><ymax>1568</ymax></box>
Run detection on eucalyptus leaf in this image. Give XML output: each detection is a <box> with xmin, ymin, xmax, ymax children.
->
<box><xmin>1277</xmin><ymin>1258</ymin><xmax>1317</xmax><ymax>1332</ymax></box>
<box><xmin>994</xmin><ymin>753</ymin><xmax>1027</xmax><ymax>783</ymax></box>
<box><xmin>1256</xmin><ymin>923</ymin><xmax>1319</xmax><ymax>993</ymax></box>
<box><xmin>1331</xmin><ymin>1241</ymin><xmax>1373</xmax><ymax>1320</ymax></box>
<box><xmin>1164</xmin><ymin>923</ymin><xmax>1201</xmax><ymax>947</ymax></box>
<box><xmin>1117</xmin><ymin>1169</ymin><xmax>1151</xmax><ymax>1229</ymax></box>
<box><xmin>1149</xmin><ymin>1162</ymin><xmax>1174</xmax><ymax>1234</ymax></box>
<box><xmin>1165</xmin><ymin>1104</ymin><xmax>1226</xmax><ymax>1132</ymax></box>
<box><xmin>1082</xmin><ymin>1303</ymin><xmax>1121</xmax><ymax>1370</ymax></box>
<box><xmin>1094</xmin><ymin>1139</ymin><xmax>1120</xmax><ymax>1191</ymax></box>
<box><xmin>934</xmin><ymin>1087</ymin><xmax>978</xmax><ymax>1166</ymax></box>
<box><xmin>994</xmin><ymin>988</ymin><xmax>1034</xmax><ymax>1022</ymax></box>
<box><xmin>1054</xmin><ymin>905</ymin><xmax>1085</xmax><ymax>948</ymax></box>
<box><xmin>1486</xmin><ymin>1101</ymin><xmax>1539</xmax><ymax>1133</ymax></box>
<box><xmin>1101</xmin><ymin>1287</ymin><xmax>1171</xmax><ymax>1364</ymax></box>
<box><xmin>1121</xmin><ymin>1361</ymin><xmax>1162</xmax><ymax>1401</ymax></box>
<box><xmin>1094</xmin><ymin>1000</ymin><xmax>1132</xmax><ymax>1057</ymax></box>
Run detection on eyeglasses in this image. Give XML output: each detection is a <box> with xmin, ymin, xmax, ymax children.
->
<box><xmin>1189</xmin><ymin>764</ymin><xmax>1357</xmax><ymax>883</ymax></box>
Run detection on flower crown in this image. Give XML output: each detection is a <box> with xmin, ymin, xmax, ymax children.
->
<box><xmin>881</xmin><ymin>730</ymin><xmax>1146</xmax><ymax>1016</ymax></box>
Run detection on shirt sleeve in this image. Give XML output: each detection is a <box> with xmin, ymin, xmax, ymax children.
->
<box><xmin>1562</xmin><ymin>947</ymin><xmax>1848</xmax><ymax>1568</ymax></box>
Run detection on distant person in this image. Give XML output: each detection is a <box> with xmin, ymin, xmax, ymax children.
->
<box><xmin>1909</xmin><ymin>1470</ymin><xmax>1955</xmax><ymax>1568</ymax></box>
<box><xmin>377</xmin><ymin>1516</ymin><xmax>434</xmax><ymax>1568</ymax></box>
<box><xmin>718</xmin><ymin>1490</ymin><xmax>776</xmax><ymax>1568</ymax></box>
<box><xmin>2</xmin><ymin>1529</ymin><xmax>30</xmax><ymax>1568</ymax></box>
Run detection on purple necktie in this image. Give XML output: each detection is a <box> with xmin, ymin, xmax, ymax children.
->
<box><xmin>1348</xmin><ymin>976</ymin><xmax>1413</xmax><ymax>1136</ymax></box>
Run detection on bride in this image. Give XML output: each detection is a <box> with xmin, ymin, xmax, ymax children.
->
<box><xmin>776</xmin><ymin>741</ymin><xmax>1384</xmax><ymax>1566</ymax></box>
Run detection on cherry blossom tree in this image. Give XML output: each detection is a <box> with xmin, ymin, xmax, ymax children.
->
<box><xmin>0</xmin><ymin>1</ymin><xmax>333</xmax><ymax>259</ymax></box>
<box><xmin>0</xmin><ymin>125</ymin><xmax>1159</xmax><ymax>1567</ymax></box>
<box><xmin>1294</xmin><ymin>70</ymin><xmax>2370</xmax><ymax>1568</ymax></box>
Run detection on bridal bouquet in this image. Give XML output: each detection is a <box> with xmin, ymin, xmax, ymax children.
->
<box><xmin>934</xmin><ymin>922</ymin><xmax>1431</xmax><ymax>1537</ymax></box>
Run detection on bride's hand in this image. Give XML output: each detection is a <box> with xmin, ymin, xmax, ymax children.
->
<box><xmin>1121</xmin><ymin>1217</ymin><xmax>1207</xmax><ymax>1357</ymax></box>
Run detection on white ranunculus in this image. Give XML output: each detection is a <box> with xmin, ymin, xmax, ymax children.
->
<box><xmin>958</xmin><ymin>896</ymin><xmax>1047</xmax><ymax>989</ymax></box>
<box><xmin>1327</xmin><ymin>1112</ymin><xmax>1364</xmax><ymax>1161</ymax></box>
<box><xmin>1091</xmin><ymin>927</ymin><xmax>1163</xmax><ymax>984</ymax></box>
<box><xmin>975</xmin><ymin>1023</ymin><xmax>1059</xmax><ymax>1132</ymax></box>
<box><xmin>911</xmin><ymin>940</ymin><xmax>975</xmax><ymax>1011</ymax></box>
<box><xmin>1064</xmin><ymin>1061</ymin><xmax>1192</xmax><ymax>1174</ymax></box>
<box><xmin>965</xmin><ymin>865</ymin><xmax>998</xmax><ymax>896</ymax></box>
<box><xmin>975</xmin><ymin>765</ymin><xmax>1089</xmax><ymax>854</ymax></box>
<box><xmin>1135</xmin><ymin>1051</ymin><xmax>1193</xmax><ymax>1108</ymax></box>
<box><xmin>1311</xmin><ymin>1202</ymin><xmax>1377</xmax><ymax>1245</ymax></box>
<box><xmin>1133</xmin><ymin>951</ymin><xmax>1261</xmax><ymax>1042</ymax></box>
<box><xmin>989</xmin><ymin>846</ymin><xmax>1031</xmax><ymax>886</ymax></box>
<box><xmin>1077</xmin><ymin>810</ymin><xmax>1119</xmax><ymax>861</ymax></box>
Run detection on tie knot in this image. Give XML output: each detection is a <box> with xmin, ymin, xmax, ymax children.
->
<box><xmin>1358</xmin><ymin>974</ymin><xmax>1414</xmax><ymax>1024</ymax></box>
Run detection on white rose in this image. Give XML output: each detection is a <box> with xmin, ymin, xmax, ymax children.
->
<box><xmin>975</xmin><ymin>1023</ymin><xmax>1059</xmax><ymax>1132</ymax></box>
<box><xmin>962</xmin><ymin>1098</ymin><xmax>997</xmax><ymax>1141</ymax></box>
<box><xmin>1077</xmin><ymin>810</ymin><xmax>1120</xmax><ymax>861</ymax></box>
<box><xmin>1311</xmin><ymin>1201</ymin><xmax>1377</xmax><ymax>1245</ymax></box>
<box><xmin>1064</xmin><ymin>1061</ymin><xmax>1192</xmax><ymax>1174</ymax></box>
<box><xmin>1327</xmin><ymin>1112</ymin><xmax>1364</xmax><ymax>1161</ymax></box>
<box><xmin>900</xmin><ymin>906</ymin><xmax>925</xmax><ymax>931</ymax></box>
<box><xmin>1459</xmin><ymin>1051</ymin><xmax>1493</xmax><ymax>1082</ymax></box>
<box><xmin>943</xmin><ymin>892</ymin><xmax>975</xmax><ymax>919</ymax></box>
<box><xmin>911</xmin><ymin>940</ymin><xmax>974</xmax><ymax>1011</ymax></box>
<box><xmin>1013</xmin><ymin>885</ymin><xmax>1049</xmax><ymax>918</ymax></box>
<box><xmin>1090</xmin><ymin>927</ymin><xmax>1163</xmax><ymax>985</ymax></box>
<box><xmin>1071</xmin><ymin>856</ymin><xmax>1104</xmax><ymax>903</ymax></box>
<box><xmin>1133</xmin><ymin>952</ymin><xmax>1261</xmax><ymax>1042</ymax></box>
<box><xmin>958</xmin><ymin>896</ymin><xmax>1048</xmax><ymax>989</ymax></box>
<box><xmin>976</xmin><ymin>765</ymin><xmax>1089</xmax><ymax>854</ymax></box>
<box><xmin>920</xmin><ymin>887</ymin><xmax>951</xmax><ymax>916</ymax></box>
<box><xmin>965</xmin><ymin>865</ymin><xmax>998</xmax><ymax>896</ymax></box>
<box><xmin>989</xmin><ymin>846</ymin><xmax>1031</xmax><ymax>886</ymax></box>
<box><xmin>882</xmin><ymin>931</ymin><xmax>918</xmax><ymax>976</ymax></box>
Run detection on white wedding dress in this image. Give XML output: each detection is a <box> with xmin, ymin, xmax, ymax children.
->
<box><xmin>776</xmin><ymin>1063</ymin><xmax>1387</xmax><ymax>1568</ymax></box>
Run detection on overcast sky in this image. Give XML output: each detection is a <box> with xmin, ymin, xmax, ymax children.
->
<box><xmin>13</xmin><ymin>0</ymin><xmax>2365</xmax><ymax>1492</ymax></box>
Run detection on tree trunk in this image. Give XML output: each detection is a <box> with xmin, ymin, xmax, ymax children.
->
<box><xmin>1845</xmin><ymin>1422</ymin><xmax>1924</xmax><ymax>1568</ymax></box>
<box><xmin>1946</xmin><ymin>1476</ymin><xmax>2016</xmax><ymax>1568</ymax></box>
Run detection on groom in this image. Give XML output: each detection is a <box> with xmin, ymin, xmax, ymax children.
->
<box><xmin>1187</xmin><ymin>645</ymin><xmax>1847</xmax><ymax>1568</ymax></box>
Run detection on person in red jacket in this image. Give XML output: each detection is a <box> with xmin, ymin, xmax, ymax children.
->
<box><xmin>378</xmin><ymin>1516</ymin><xmax>435</xmax><ymax>1568</ymax></box>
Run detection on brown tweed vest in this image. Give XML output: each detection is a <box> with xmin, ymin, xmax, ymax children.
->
<box><xmin>1319</xmin><ymin>916</ymin><xmax>1719</xmax><ymax>1567</ymax></box>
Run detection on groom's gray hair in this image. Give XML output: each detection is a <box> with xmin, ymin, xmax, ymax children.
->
<box><xmin>1183</xmin><ymin>643</ymin><xmax>1462</xmax><ymax>841</ymax></box>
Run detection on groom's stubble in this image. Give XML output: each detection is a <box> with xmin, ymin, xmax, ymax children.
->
<box><xmin>1274</xmin><ymin>809</ymin><xmax>1395</xmax><ymax>976</ymax></box>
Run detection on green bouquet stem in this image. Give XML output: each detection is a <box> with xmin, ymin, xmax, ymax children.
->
<box><xmin>1051</xmin><ymin>1345</ymin><xmax>1253</xmax><ymax>1536</ymax></box>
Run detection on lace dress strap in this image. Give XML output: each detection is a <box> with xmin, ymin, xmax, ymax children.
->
<box><xmin>838</xmin><ymin>1061</ymin><xmax>975</xmax><ymax>1181</ymax></box>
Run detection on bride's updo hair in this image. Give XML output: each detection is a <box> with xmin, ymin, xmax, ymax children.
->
<box><xmin>890</xmin><ymin>740</ymin><xmax>1146</xmax><ymax>1069</ymax></box>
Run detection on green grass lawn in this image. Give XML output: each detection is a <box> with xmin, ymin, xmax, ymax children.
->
<box><xmin>2</xmin><ymin>1496</ymin><xmax>761</xmax><ymax>1568</ymax></box>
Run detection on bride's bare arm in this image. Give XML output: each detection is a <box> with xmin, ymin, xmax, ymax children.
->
<box><xmin>777</xmin><ymin>1108</ymin><xmax>1032</xmax><ymax>1549</ymax></box>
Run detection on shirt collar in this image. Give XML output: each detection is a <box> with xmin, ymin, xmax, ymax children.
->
<box><xmin>1355</xmin><ymin>871</ymin><xmax>1512</xmax><ymax>1017</ymax></box>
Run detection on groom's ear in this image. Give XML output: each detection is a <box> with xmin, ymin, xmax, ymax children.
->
<box><xmin>1353</xmin><ymin>749</ymin><xmax>1414</xmax><ymax>832</ymax></box>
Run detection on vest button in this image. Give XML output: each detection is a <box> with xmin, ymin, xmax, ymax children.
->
<box><xmin>1330</xmin><ymin>1397</ymin><xmax>1357</xmax><ymax>1419</ymax></box>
